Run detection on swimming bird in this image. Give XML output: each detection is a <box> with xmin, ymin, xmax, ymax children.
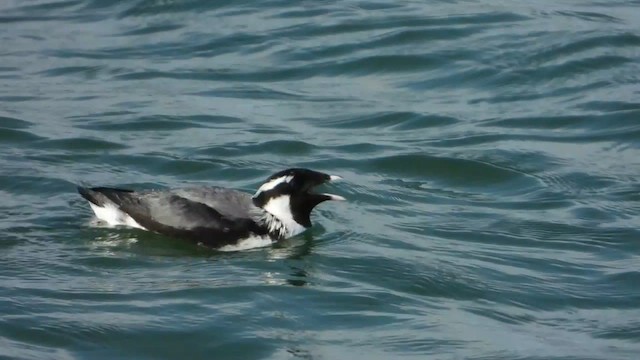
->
<box><xmin>77</xmin><ymin>168</ymin><xmax>345</xmax><ymax>251</ymax></box>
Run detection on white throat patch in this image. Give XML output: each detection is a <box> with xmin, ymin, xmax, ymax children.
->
<box><xmin>261</xmin><ymin>195</ymin><xmax>306</xmax><ymax>238</ymax></box>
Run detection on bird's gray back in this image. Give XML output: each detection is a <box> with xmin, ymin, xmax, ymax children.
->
<box><xmin>170</xmin><ymin>187</ymin><xmax>258</xmax><ymax>219</ymax></box>
<box><xmin>110</xmin><ymin>186</ymin><xmax>261</xmax><ymax>232</ymax></box>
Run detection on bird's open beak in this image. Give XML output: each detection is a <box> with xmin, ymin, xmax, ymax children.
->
<box><xmin>320</xmin><ymin>175</ymin><xmax>346</xmax><ymax>201</ymax></box>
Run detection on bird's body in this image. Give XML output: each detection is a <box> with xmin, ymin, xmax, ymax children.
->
<box><xmin>78</xmin><ymin>168</ymin><xmax>344</xmax><ymax>251</ymax></box>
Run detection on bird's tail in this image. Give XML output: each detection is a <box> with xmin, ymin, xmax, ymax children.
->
<box><xmin>77</xmin><ymin>186</ymin><xmax>134</xmax><ymax>206</ymax></box>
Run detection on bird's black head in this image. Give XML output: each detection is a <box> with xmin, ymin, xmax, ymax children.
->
<box><xmin>252</xmin><ymin>168</ymin><xmax>345</xmax><ymax>229</ymax></box>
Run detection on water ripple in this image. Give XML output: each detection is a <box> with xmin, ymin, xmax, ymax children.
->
<box><xmin>2</xmin><ymin>0</ymin><xmax>640</xmax><ymax>359</ymax></box>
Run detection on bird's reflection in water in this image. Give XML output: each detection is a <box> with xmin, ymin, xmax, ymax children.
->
<box><xmin>262</xmin><ymin>232</ymin><xmax>317</xmax><ymax>287</ymax></box>
<box><xmin>261</xmin><ymin>267</ymin><xmax>308</xmax><ymax>287</ymax></box>
<box><xmin>285</xmin><ymin>267</ymin><xmax>309</xmax><ymax>287</ymax></box>
<box><xmin>267</xmin><ymin>231</ymin><xmax>314</xmax><ymax>260</ymax></box>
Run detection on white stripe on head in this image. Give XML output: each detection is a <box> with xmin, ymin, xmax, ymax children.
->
<box><xmin>254</xmin><ymin>175</ymin><xmax>293</xmax><ymax>196</ymax></box>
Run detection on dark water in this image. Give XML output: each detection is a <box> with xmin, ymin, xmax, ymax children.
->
<box><xmin>2</xmin><ymin>0</ymin><xmax>640</xmax><ymax>359</ymax></box>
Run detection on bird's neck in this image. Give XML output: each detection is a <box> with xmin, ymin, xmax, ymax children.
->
<box><xmin>258</xmin><ymin>211</ymin><xmax>306</xmax><ymax>240</ymax></box>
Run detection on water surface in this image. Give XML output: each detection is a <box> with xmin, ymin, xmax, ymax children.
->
<box><xmin>1</xmin><ymin>0</ymin><xmax>640</xmax><ymax>359</ymax></box>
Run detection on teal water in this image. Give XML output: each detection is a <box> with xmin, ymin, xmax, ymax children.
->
<box><xmin>2</xmin><ymin>0</ymin><xmax>640</xmax><ymax>359</ymax></box>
